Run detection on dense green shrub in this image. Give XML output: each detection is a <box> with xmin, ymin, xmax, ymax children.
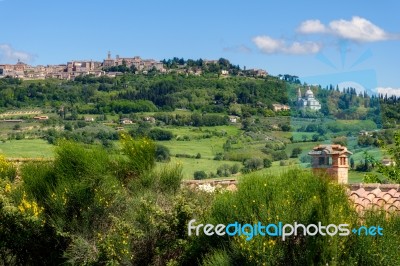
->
<box><xmin>265</xmin><ymin>141</ymin><xmax>286</xmax><ymax>151</ymax></box>
<box><xmin>217</xmin><ymin>164</ymin><xmax>232</xmax><ymax>177</ymax></box>
<box><xmin>223</xmin><ymin>149</ymin><xmax>256</xmax><ymax>162</ymax></box>
<box><xmin>0</xmin><ymin>155</ymin><xmax>17</xmax><ymax>181</ymax></box>
<box><xmin>197</xmin><ymin>170</ymin><xmax>400</xmax><ymax>265</ymax></box>
<box><xmin>148</xmin><ymin>128</ymin><xmax>174</xmax><ymax>141</ymax></box>
<box><xmin>155</xmin><ymin>144</ymin><xmax>171</xmax><ymax>162</ymax></box>
<box><xmin>263</xmin><ymin>158</ymin><xmax>272</xmax><ymax>168</ymax></box>
<box><xmin>243</xmin><ymin>157</ymin><xmax>263</xmax><ymax>172</ymax></box>
<box><xmin>230</xmin><ymin>163</ymin><xmax>241</xmax><ymax>174</ymax></box>
<box><xmin>213</xmin><ymin>153</ymin><xmax>224</xmax><ymax>161</ymax></box>
<box><xmin>1</xmin><ymin>135</ymin><xmax>399</xmax><ymax>265</ymax></box>
<box><xmin>176</xmin><ymin>153</ymin><xmax>196</xmax><ymax>159</ymax></box>
<box><xmin>271</xmin><ymin>150</ymin><xmax>288</xmax><ymax>161</ymax></box>
<box><xmin>120</xmin><ymin>133</ymin><xmax>155</xmax><ymax>177</ymax></box>
<box><xmin>290</xmin><ymin>147</ymin><xmax>302</xmax><ymax>158</ymax></box>
<box><xmin>194</xmin><ymin>171</ymin><xmax>208</xmax><ymax>180</ymax></box>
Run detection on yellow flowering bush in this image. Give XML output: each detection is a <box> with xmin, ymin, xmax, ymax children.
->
<box><xmin>119</xmin><ymin>132</ymin><xmax>156</xmax><ymax>175</ymax></box>
<box><xmin>0</xmin><ymin>154</ymin><xmax>17</xmax><ymax>180</ymax></box>
<box><xmin>97</xmin><ymin>216</ymin><xmax>136</xmax><ymax>264</ymax></box>
<box><xmin>201</xmin><ymin>170</ymin><xmax>364</xmax><ymax>265</ymax></box>
<box><xmin>17</xmin><ymin>191</ymin><xmax>44</xmax><ymax>218</ymax></box>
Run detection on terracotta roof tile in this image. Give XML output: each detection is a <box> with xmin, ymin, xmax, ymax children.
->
<box><xmin>366</xmin><ymin>192</ymin><xmax>377</xmax><ymax>201</ymax></box>
<box><xmin>393</xmin><ymin>200</ymin><xmax>400</xmax><ymax>208</ymax></box>
<box><xmin>387</xmin><ymin>188</ymin><xmax>398</xmax><ymax>196</ymax></box>
<box><xmin>355</xmin><ymin>204</ymin><xmax>364</xmax><ymax>213</ymax></box>
<box><xmin>348</xmin><ymin>184</ymin><xmax>400</xmax><ymax>215</ymax></box>
<box><xmin>183</xmin><ymin>181</ymin><xmax>399</xmax><ymax>216</ymax></box>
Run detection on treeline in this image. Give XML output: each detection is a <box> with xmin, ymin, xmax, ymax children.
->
<box><xmin>1</xmin><ymin>74</ymin><xmax>400</xmax><ymax>127</ymax></box>
<box><xmin>154</xmin><ymin>112</ymin><xmax>229</xmax><ymax>126</ymax></box>
<box><xmin>0</xmin><ymin>74</ymin><xmax>288</xmax><ymax>114</ymax></box>
<box><xmin>161</xmin><ymin>57</ymin><xmax>241</xmax><ymax>74</ymax></box>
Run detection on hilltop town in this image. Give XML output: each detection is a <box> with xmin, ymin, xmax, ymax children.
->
<box><xmin>0</xmin><ymin>52</ymin><xmax>165</xmax><ymax>80</ymax></box>
<box><xmin>0</xmin><ymin>52</ymin><xmax>268</xmax><ymax>80</ymax></box>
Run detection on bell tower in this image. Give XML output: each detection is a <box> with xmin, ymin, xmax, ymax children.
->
<box><xmin>308</xmin><ymin>144</ymin><xmax>352</xmax><ymax>184</ymax></box>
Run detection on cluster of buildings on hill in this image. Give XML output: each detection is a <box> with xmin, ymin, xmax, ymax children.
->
<box><xmin>0</xmin><ymin>52</ymin><xmax>269</xmax><ymax>80</ymax></box>
<box><xmin>0</xmin><ymin>52</ymin><xmax>166</xmax><ymax>80</ymax></box>
<box><xmin>103</xmin><ymin>51</ymin><xmax>165</xmax><ymax>72</ymax></box>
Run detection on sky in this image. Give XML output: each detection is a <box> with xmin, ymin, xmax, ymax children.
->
<box><xmin>1</xmin><ymin>0</ymin><xmax>400</xmax><ymax>95</ymax></box>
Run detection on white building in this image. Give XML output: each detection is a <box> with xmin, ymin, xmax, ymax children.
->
<box><xmin>297</xmin><ymin>87</ymin><xmax>321</xmax><ymax>111</ymax></box>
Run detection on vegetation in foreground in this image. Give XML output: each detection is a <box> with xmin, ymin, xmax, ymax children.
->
<box><xmin>1</xmin><ymin>73</ymin><xmax>399</xmax><ymax>181</ymax></box>
<box><xmin>0</xmin><ymin>137</ymin><xmax>399</xmax><ymax>265</ymax></box>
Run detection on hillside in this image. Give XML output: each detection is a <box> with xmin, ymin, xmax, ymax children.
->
<box><xmin>0</xmin><ymin>70</ymin><xmax>399</xmax><ymax>183</ymax></box>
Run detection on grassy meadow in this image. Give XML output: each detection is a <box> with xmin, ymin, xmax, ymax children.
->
<box><xmin>0</xmin><ymin>139</ymin><xmax>54</xmax><ymax>158</ymax></box>
<box><xmin>0</xmin><ymin>109</ymin><xmax>390</xmax><ymax>183</ymax></box>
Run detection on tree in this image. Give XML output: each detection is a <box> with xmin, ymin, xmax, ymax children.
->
<box><xmin>263</xmin><ymin>158</ymin><xmax>272</xmax><ymax>168</ymax></box>
<box><xmin>223</xmin><ymin>140</ymin><xmax>232</xmax><ymax>151</ymax></box>
<box><xmin>374</xmin><ymin>132</ymin><xmax>400</xmax><ymax>183</ymax></box>
<box><xmin>243</xmin><ymin>158</ymin><xmax>263</xmax><ymax>172</ymax></box>
<box><xmin>350</xmin><ymin>157</ymin><xmax>355</xmax><ymax>170</ymax></box>
<box><xmin>148</xmin><ymin>128</ymin><xmax>174</xmax><ymax>141</ymax></box>
<box><xmin>217</xmin><ymin>164</ymin><xmax>232</xmax><ymax>177</ymax></box>
<box><xmin>155</xmin><ymin>144</ymin><xmax>170</xmax><ymax>162</ymax></box>
<box><xmin>290</xmin><ymin>147</ymin><xmax>302</xmax><ymax>158</ymax></box>
<box><xmin>194</xmin><ymin>171</ymin><xmax>207</xmax><ymax>180</ymax></box>
<box><xmin>230</xmin><ymin>164</ymin><xmax>241</xmax><ymax>174</ymax></box>
<box><xmin>333</xmin><ymin>136</ymin><xmax>347</xmax><ymax>147</ymax></box>
<box><xmin>312</xmin><ymin>134</ymin><xmax>320</xmax><ymax>142</ymax></box>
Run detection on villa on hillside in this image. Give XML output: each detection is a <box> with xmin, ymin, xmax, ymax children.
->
<box><xmin>272</xmin><ymin>104</ymin><xmax>290</xmax><ymax>112</ymax></box>
<box><xmin>297</xmin><ymin>87</ymin><xmax>321</xmax><ymax>111</ymax></box>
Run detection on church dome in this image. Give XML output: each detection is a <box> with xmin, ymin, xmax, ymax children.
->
<box><xmin>305</xmin><ymin>88</ymin><xmax>314</xmax><ymax>98</ymax></box>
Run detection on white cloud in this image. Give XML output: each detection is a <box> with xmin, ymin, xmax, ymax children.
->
<box><xmin>253</xmin><ymin>16</ymin><xmax>397</xmax><ymax>55</ymax></box>
<box><xmin>252</xmin><ymin>35</ymin><xmax>322</xmax><ymax>55</ymax></box>
<box><xmin>297</xmin><ymin>19</ymin><xmax>327</xmax><ymax>34</ymax></box>
<box><xmin>298</xmin><ymin>16</ymin><xmax>396</xmax><ymax>42</ymax></box>
<box><xmin>0</xmin><ymin>44</ymin><xmax>34</xmax><ymax>63</ymax></box>
<box><xmin>377</xmin><ymin>87</ymin><xmax>400</xmax><ymax>97</ymax></box>
<box><xmin>329</xmin><ymin>16</ymin><xmax>392</xmax><ymax>42</ymax></box>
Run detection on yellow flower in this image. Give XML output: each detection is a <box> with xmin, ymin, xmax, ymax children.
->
<box><xmin>4</xmin><ymin>183</ymin><xmax>11</xmax><ymax>193</ymax></box>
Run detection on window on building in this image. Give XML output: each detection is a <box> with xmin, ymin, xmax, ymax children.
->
<box><xmin>319</xmin><ymin>157</ymin><xmax>325</xmax><ymax>165</ymax></box>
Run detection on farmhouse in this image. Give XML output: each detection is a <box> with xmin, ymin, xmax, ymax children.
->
<box><xmin>120</xmin><ymin>118</ymin><xmax>133</xmax><ymax>124</ymax></box>
<box><xmin>272</xmin><ymin>104</ymin><xmax>290</xmax><ymax>112</ymax></box>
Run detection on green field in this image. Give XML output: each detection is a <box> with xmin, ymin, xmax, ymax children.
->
<box><xmin>164</xmin><ymin>157</ymin><xmax>238</xmax><ymax>180</ymax></box>
<box><xmin>0</xmin><ymin>119</ymin><xmax>392</xmax><ymax>185</ymax></box>
<box><xmin>0</xmin><ymin>139</ymin><xmax>54</xmax><ymax>158</ymax></box>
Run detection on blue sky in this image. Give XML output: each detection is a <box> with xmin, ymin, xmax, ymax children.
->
<box><xmin>1</xmin><ymin>0</ymin><xmax>400</xmax><ymax>94</ymax></box>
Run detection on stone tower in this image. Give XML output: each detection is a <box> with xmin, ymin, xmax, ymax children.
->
<box><xmin>308</xmin><ymin>144</ymin><xmax>352</xmax><ymax>184</ymax></box>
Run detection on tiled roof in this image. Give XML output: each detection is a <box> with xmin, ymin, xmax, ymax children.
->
<box><xmin>348</xmin><ymin>184</ymin><xmax>400</xmax><ymax>215</ymax></box>
<box><xmin>309</xmin><ymin>144</ymin><xmax>353</xmax><ymax>155</ymax></box>
<box><xmin>183</xmin><ymin>180</ymin><xmax>400</xmax><ymax>215</ymax></box>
